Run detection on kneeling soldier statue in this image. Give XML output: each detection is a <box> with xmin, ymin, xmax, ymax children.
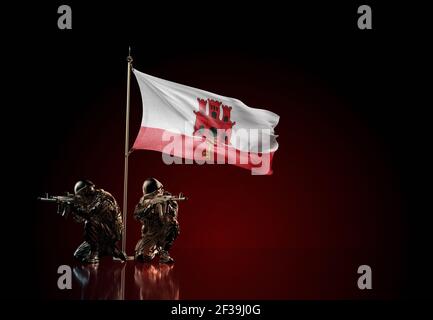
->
<box><xmin>39</xmin><ymin>179</ymin><xmax>127</xmax><ymax>264</ymax></box>
<box><xmin>134</xmin><ymin>178</ymin><xmax>186</xmax><ymax>264</ymax></box>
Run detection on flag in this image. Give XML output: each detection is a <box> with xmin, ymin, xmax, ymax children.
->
<box><xmin>132</xmin><ymin>69</ymin><xmax>280</xmax><ymax>175</ymax></box>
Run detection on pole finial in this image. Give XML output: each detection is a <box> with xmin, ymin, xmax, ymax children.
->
<box><xmin>127</xmin><ymin>46</ymin><xmax>133</xmax><ymax>63</ymax></box>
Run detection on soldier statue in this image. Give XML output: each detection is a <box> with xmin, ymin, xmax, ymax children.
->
<box><xmin>64</xmin><ymin>180</ymin><xmax>127</xmax><ymax>264</ymax></box>
<box><xmin>134</xmin><ymin>178</ymin><xmax>185</xmax><ymax>264</ymax></box>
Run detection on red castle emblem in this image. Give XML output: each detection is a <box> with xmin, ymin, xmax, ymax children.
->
<box><xmin>193</xmin><ymin>98</ymin><xmax>236</xmax><ymax>145</ymax></box>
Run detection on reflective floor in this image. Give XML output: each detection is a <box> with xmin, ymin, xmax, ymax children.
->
<box><xmin>38</xmin><ymin>248</ymin><xmax>404</xmax><ymax>299</ymax></box>
<box><xmin>72</xmin><ymin>261</ymin><xmax>179</xmax><ymax>300</ymax></box>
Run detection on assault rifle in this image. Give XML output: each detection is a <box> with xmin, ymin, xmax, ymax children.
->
<box><xmin>149</xmin><ymin>193</ymin><xmax>187</xmax><ymax>205</ymax></box>
<box><xmin>37</xmin><ymin>192</ymin><xmax>76</xmax><ymax>217</ymax></box>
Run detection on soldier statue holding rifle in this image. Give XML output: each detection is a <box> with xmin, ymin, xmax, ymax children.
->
<box><xmin>134</xmin><ymin>178</ymin><xmax>186</xmax><ymax>264</ymax></box>
<box><xmin>38</xmin><ymin>180</ymin><xmax>127</xmax><ymax>264</ymax></box>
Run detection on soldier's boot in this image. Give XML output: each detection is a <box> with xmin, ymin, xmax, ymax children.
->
<box><xmin>112</xmin><ymin>246</ymin><xmax>128</xmax><ymax>262</ymax></box>
<box><xmin>74</xmin><ymin>241</ymin><xmax>99</xmax><ymax>264</ymax></box>
<box><xmin>83</xmin><ymin>250</ymin><xmax>100</xmax><ymax>264</ymax></box>
<box><xmin>135</xmin><ymin>243</ymin><xmax>158</xmax><ymax>262</ymax></box>
<box><xmin>135</xmin><ymin>254</ymin><xmax>154</xmax><ymax>263</ymax></box>
<box><xmin>159</xmin><ymin>250</ymin><xmax>174</xmax><ymax>264</ymax></box>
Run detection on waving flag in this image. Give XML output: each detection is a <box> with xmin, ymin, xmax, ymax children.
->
<box><xmin>132</xmin><ymin>69</ymin><xmax>279</xmax><ymax>175</ymax></box>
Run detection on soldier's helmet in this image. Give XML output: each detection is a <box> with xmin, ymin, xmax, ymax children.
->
<box><xmin>74</xmin><ymin>179</ymin><xmax>95</xmax><ymax>195</ymax></box>
<box><xmin>142</xmin><ymin>178</ymin><xmax>163</xmax><ymax>195</ymax></box>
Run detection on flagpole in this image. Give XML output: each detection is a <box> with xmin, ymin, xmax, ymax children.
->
<box><xmin>123</xmin><ymin>47</ymin><xmax>133</xmax><ymax>255</ymax></box>
<box><xmin>119</xmin><ymin>47</ymin><xmax>133</xmax><ymax>300</ymax></box>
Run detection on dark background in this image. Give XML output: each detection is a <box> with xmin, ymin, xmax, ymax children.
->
<box><xmin>3</xmin><ymin>1</ymin><xmax>430</xmax><ymax>300</ymax></box>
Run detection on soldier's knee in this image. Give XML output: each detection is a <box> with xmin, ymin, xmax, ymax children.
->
<box><xmin>167</xmin><ymin>226</ymin><xmax>180</xmax><ymax>242</ymax></box>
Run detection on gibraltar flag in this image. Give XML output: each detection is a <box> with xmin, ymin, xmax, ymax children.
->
<box><xmin>132</xmin><ymin>69</ymin><xmax>280</xmax><ymax>175</ymax></box>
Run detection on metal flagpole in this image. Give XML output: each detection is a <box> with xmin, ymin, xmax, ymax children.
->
<box><xmin>120</xmin><ymin>47</ymin><xmax>133</xmax><ymax>300</ymax></box>
<box><xmin>123</xmin><ymin>47</ymin><xmax>133</xmax><ymax>254</ymax></box>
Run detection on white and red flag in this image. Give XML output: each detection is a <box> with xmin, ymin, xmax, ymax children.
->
<box><xmin>132</xmin><ymin>69</ymin><xmax>280</xmax><ymax>175</ymax></box>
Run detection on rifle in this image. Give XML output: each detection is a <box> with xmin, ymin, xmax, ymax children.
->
<box><xmin>149</xmin><ymin>193</ymin><xmax>188</xmax><ymax>205</ymax></box>
<box><xmin>37</xmin><ymin>192</ymin><xmax>76</xmax><ymax>217</ymax></box>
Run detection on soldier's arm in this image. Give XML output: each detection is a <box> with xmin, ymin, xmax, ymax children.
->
<box><xmin>71</xmin><ymin>213</ymin><xmax>86</xmax><ymax>223</ymax></box>
<box><xmin>155</xmin><ymin>203</ymin><xmax>164</xmax><ymax>219</ymax></box>
<box><xmin>133</xmin><ymin>203</ymin><xmax>144</xmax><ymax>220</ymax></box>
<box><xmin>134</xmin><ymin>197</ymin><xmax>151</xmax><ymax>220</ymax></box>
<box><xmin>169</xmin><ymin>200</ymin><xmax>178</xmax><ymax>211</ymax></box>
<box><xmin>165</xmin><ymin>200</ymin><xmax>178</xmax><ymax>219</ymax></box>
<box><xmin>69</xmin><ymin>202</ymin><xmax>90</xmax><ymax>221</ymax></box>
<box><xmin>69</xmin><ymin>194</ymin><xmax>102</xmax><ymax>220</ymax></box>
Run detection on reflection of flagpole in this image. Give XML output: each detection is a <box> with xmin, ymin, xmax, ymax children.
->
<box><xmin>120</xmin><ymin>264</ymin><xmax>126</xmax><ymax>300</ymax></box>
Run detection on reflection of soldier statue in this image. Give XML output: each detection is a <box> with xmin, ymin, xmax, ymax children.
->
<box><xmin>134</xmin><ymin>263</ymin><xmax>179</xmax><ymax>300</ymax></box>
<box><xmin>73</xmin><ymin>262</ymin><xmax>125</xmax><ymax>300</ymax></box>
<box><xmin>67</xmin><ymin>180</ymin><xmax>127</xmax><ymax>263</ymax></box>
<box><xmin>134</xmin><ymin>178</ymin><xmax>186</xmax><ymax>264</ymax></box>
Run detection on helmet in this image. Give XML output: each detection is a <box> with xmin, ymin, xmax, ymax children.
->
<box><xmin>142</xmin><ymin>178</ymin><xmax>163</xmax><ymax>195</ymax></box>
<box><xmin>74</xmin><ymin>180</ymin><xmax>95</xmax><ymax>195</ymax></box>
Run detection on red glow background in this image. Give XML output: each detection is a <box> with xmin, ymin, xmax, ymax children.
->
<box><xmin>31</xmin><ymin>52</ymin><xmax>406</xmax><ymax>299</ymax></box>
